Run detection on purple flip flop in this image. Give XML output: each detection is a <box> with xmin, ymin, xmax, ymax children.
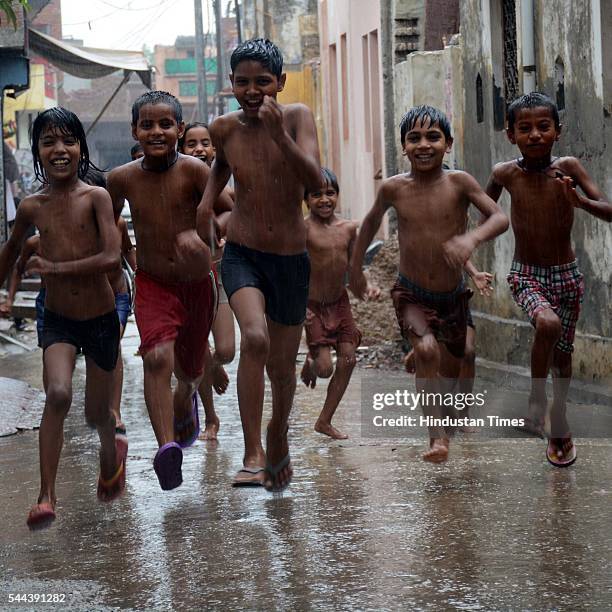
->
<box><xmin>153</xmin><ymin>442</ymin><xmax>183</xmax><ymax>490</ymax></box>
<box><xmin>174</xmin><ymin>393</ymin><xmax>200</xmax><ymax>448</ymax></box>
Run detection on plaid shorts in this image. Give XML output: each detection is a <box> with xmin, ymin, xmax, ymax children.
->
<box><xmin>507</xmin><ymin>260</ymin><xmax>584</xmax><ymax>353</ymax></box>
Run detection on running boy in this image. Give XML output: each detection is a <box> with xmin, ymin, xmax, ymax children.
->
<box><xmin>0</xmin><ymin>108</ymin><xmax>124</xmax><ymax>529</ymax></box>
<box><xmin>180</xmin><ymin>121</ymin><xmax>235</xmax><ymax>443</ymax></box>
<box><xmin>486</xmin><ymin>92</ymin><xmax>612</xmax><ymax>467</ymax></box>
<box><xmin>350</xmin><ymin>105</ymin><xmax>509</xmax><ymax>463</ymax></box>
<box><xmin>300</xmin><ymin>167</ymin><xmax>378</xmax><ymax>440</ymax></box>
<box><xmin>199</xmin><ymin>39</ymin><xmax>321</xmax><ymax>490</ymax></box>
<box><xmin>107</xmin><ymin>91</ymin><xmax>232</xmax><ymax>490</ymax></box>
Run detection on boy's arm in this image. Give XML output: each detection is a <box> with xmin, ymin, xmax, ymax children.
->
<box><xmin>119</xmin><ymin>218</ymin><xmax>137</xmax><ymax>271</ymax></box>
<box><xmin>260</xmin><ymin>99</ymin><xmax>321</xmax><ymax>192</ymax></box>
<box><xmin>485</xmin><ymin>164</ymin><xmax>505</xmax><ymax>202</ymax></box>
<box><xmin>349</xmin><ymin>184</ymin><xmax>391</xmax><ymax>299</ymax></box>
<box><xmin>0</xmin><ymin>198</ymin><xmax>35</xmax><ymax>286</ymax></box>
<box><xmin>26</xmin><ymin>189</ymin><xmax>120</xmax><ymax>277</ymax></box>
<box><xmin>443</xmin><ymin>173</ymin><xmax>509</xmax><ymax>269</ymax></box>
<box><xmin>1</xmin><ymin>234</ymin><xmax>38</xmax><ymax>315</ymax></box>
<box><xmin>563</xmin><ymin>158</ymin><xmax>612</xmax><ymax>222</ymax></box>
<box><xmin>197</xmin><ymin>120</ymin><xmax>232</xmax><ymax>245</ymax></box>
<box><xmin>106</xmin><ymin>167</ymin><xmax>128</xmax><ymax>222</ymax></box>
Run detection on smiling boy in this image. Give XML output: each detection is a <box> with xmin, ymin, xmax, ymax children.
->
<box><xmin>350</xmin><ymin>105</ymin><xmax>508</xmax><ymax>463</ymax></box>
<box><xmin>0</xmin><ymin>108</ymin><xmax>123</xmax><ymax>528</ymax></box>
<box><xmin>199</xmin><ymin>39</ymin><xmax>321</xmax><ymax>490</ymax></box>
<box><xmin>107</xmin><ymin>91</ymin><xmax>232</xmax><ymax>491</ymax></box>
<box><xmin>486</xmin><ymin>92</ymin><xmax>612</xmax><ymax>467</ymax></box>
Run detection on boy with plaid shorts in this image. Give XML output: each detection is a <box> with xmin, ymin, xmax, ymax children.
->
<box><xmin>487</xmin><ymin>93</ymin><xmax>612</xmax><ymax>467</ymax></box>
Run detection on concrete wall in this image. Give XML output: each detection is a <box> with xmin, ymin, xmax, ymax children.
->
<box><xmin>460</xmin><ymin>0</ymin><xmax>611</xmax><ymax>382</ymax></box>
<box><xmin>318</xmin><ymin>0</ymin><xmax>387</xmax><ymax>231</ymax></box>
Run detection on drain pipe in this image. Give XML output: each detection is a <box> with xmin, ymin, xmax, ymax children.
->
<box><xmin>521</xmin><ymin>0</ymin><xmax>536</xmax><ymax>92</ymax></box>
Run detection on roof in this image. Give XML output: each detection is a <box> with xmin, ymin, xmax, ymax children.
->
<box><xmin>28</xmin><ymin>27</ymin><xmax>152</xmax><ymax>88</ymax></box>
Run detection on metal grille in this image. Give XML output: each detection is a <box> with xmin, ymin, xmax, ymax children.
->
<box><xmin>502</xmin><ymin>0</ymin><xmax>518</xmax><ymax>103</ymax></box>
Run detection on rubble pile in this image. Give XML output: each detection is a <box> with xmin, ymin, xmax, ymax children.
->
<box><xmin>350</xmin><ymin>235</ymin><xmax>406</xmax><ymax>370</ymax></box>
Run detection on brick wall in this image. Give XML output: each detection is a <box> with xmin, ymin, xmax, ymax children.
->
<box><xmin>423</xmin><ymin>0</ymin><xmax>459</xmax><ymax>51</ymax></box>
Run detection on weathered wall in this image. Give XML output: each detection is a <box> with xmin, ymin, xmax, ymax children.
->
<box><xmin>460</xmin><ymin>0</ymin><xmax>611</xmax><ymax>382</ymax></box>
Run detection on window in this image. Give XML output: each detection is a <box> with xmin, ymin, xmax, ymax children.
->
<box><xmin>555</xmin><ymin>57</ymin><xmax>565</xmax><ymax>111</ymax></box>
<box><xmin>476</xmin><ymin>73</ymin><xmax>484</xmax><ymax>123</ymax></box>
<box><xmin>340</xmin><ymin>34</ymin><xmax>349</xmax><ymax>140</ymax></box>
<box><xmin>502</xmin><ymin>0</ymin><xmax>518</xmax><ymax>104</ymax></box>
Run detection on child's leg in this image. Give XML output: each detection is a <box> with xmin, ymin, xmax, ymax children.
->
<box><xmin>84</xmin><ymin>357</ymin><xmax>120</xmax><ymax>486</ymax></box>
<box><xmin>457</xmin><ymin>327</ymin><xmax>479</xmax><ymax>432</ymax></box>
<box><xmin>529</xmin><ymin>308</ymin><xmax>562</xmax><ymax>426</ymax></box>
<box><xmin>550</xmin><ymin>348</ymin><xmax>572</xmax><ymax>437</ymax></box>
<box><xmin>198</xmin><ymin>347</ymin><xmax>220</xmax><ymax>441</ymax></box>
<box><xmin>230</xmin><ymin>288</ymin><xmax>268</xmax><ymax>471</ymax></box>
<box><xmin>410</xmin><ymin>332</ymin><xmax>448</xmax><ymax>462</ymax></box>
<box><xmin>315</xmin><ymin>342</ymin><xmax>356</xmax><ymax>440</ymax></box>
<box><xmin>110</xmin><ymin>339</ymin><xmax>125</xmax><ymax>432</ymax></box>
<box><xmin>210</xmin><ymin>302</ymin><xmax>235</xmax><ymax>392</ymax></box>
<box><xmin>37</xmin><ymin>343</ymin><xmax>77</xmax><ymax>506</ymax></box>
<box><xmin>142</xmin><ymin>341</ymin><xmax>176</xmax><ymax>446</ymax></box>
<box><xmin>264</xmin><ymin>317</ymin><xmax>303</xmax><ymax>489</ymax></box>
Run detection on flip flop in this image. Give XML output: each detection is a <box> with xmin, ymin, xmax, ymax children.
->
<box><xmin>26</xmin><ymin>502</ymin><xmax>56</xmax><ymax>531</ymax></box>
<box><xmin>232</xmin><ymin>466</ymin><xmax>266</xmax><ymax>487</ymax></box>
<box><xmin>153</xmin><ymin>442</ymin><xmax>183</xmax><ymax>490</ymax></box>
<box><xmin>97</xmin><ymin>436</ymin><xmax>128</xmax><ymax>502</ymax></box>
<box><xmin>174</xmin><ymin>393</ymin><xmax>200</xmax><ymax>448</ymax></box>
<box><xmin>265</xmin><ymin>454</ymin><xmax>291</xmax><ymax>493</ymax></box>
<box><xmin>546</xmin><ymin>437</ymin><xmax>577</xmax><ymax>468</ymax></box>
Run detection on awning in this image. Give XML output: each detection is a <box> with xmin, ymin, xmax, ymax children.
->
<box><xmin>28</xmin><ymin>28</ymin><xmax>152</xmax><ymax>88</ymax></box>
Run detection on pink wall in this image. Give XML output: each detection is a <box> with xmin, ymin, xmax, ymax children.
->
<box><xmin>318</xmin><ymin>0</ymin><xmax>385</xmax><ymax>230</ymax></box>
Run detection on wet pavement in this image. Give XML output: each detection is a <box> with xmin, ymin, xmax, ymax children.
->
<box><xmin>1</xmin><ymin>320</ymin><xmax>612</xmax><ymax>610</ymax></box>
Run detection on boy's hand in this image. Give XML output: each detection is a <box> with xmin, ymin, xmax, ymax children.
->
<box><xmin>556</xmin><ymin>175</ymin><xmax>582</xmax><ymax>209</ymax></box>
<box><xmin>442</xmin><ymin>234</ymin><xmax>476</xmax><ymax>270</ymax></box>
<box><xmin>24</xmin><ymin>256</ymin><xmax>55</xmax><ymax>277</ymax></box>
<box><xmin>349</xmin><ymin>269</ymin><xmax>368</xmax><ymax>300</ymax></box>
<box><xmin>258</xmin><ymin>95</ymin><xmax>285</xmax><ymax>141</ymax></box>
<box><xmin>175</xmin><ymin>229</ymin><xmax>210</xmax><ymax>268</ymax></box>
<box><xmin>470</xmin><ymin>271</ymin><xmax>493</xmax><ymax>297</ymax></box>
<box><xmin>366</xmin><ymin>284</ymin><xmax>381</xmax><ymax>300</ymax></box>
<box><xmin>0</xmin><ymin>300</ymin><xmax>12</xmax><ymax>317</ymax></box>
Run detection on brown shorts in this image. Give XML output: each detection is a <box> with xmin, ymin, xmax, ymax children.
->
<box><xmin>391</xmin><ymin>275</ymin><xmax>472</xmax><ymax>359</ymax></box>
<box><xmin>305</xmin><ymin>290</ymin><xmax>362</xmax><ymax>351</ymax></box>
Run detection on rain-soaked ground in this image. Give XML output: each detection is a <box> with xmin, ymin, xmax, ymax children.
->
<box><xmin>1</xmin><ymin>320</ymin><xmax>611</xmax><ymax>610</ymax></box>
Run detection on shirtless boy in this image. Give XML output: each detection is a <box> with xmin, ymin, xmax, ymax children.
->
<box><xmin>180</xmin><ymin>121</ymin><xmax>236</xmax><ymax>442</ymax></box>
<box><xmin>0</xmin><ymin>108</ymin><xmax>124</xmax><ymax>528</ymax></box>
<box><xmin>350</xmin><ymin>105</ymin><xmax>509</xmax><ymax>463</ymax></box>
<box><xmin>199</xmin><ymin>39</ymin><xmax>321</xmax><ymax>490</ymax></box>
<box><xmin>300</xmin><ymin>167</ymin><xmax>378</xmax><ymax>440</ymax></box>
<box><xmin>107</xmin><ymin>91</ymin><xmax>232</xmax><ymax>490</ymax></box>
<box><xmin>486</xmin><ymin>92</ymin><xmax>612</xmax><ymax>467</ymax></box>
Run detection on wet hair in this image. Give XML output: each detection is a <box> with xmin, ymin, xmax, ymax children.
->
<box><xmin>507</xmin><ymin>92</ymin><xmax>560</xmax><ymax>130</ymax></box>
<box><xmin>131</xmin><ymin>90</ymin><xmax>183</xmax><ymax>125</ymax></box>
<box><xmin>178</xmin><ymin>121</ymin><xmax>210</xmax><ymax>152</ymax></box>
<box><xmin>230</xmin><ymin>38</ymin><xmax>283</xmax><ymax>79</ymax></box>
<box><xmin>399</xmin><ymin>105</ymin><xmax>452</xmax><ymax>145</ymax></box>
<box><xmin>83</xmin><ymin>167</ymin><xmax>106</xmax><ymax>189</ymax></box>
<box><xmin>30</xmin><ymin>107</ymin><xmax>91</xmax><ymax>184</ymax></box>
<box><xmin>304</xmin><ymin>167</ymin><xmax>340</xmax><ymax>200</ymax></box>
<box><xmin>130</xmin><ymin>143</ymin><xmax>143</xmax><ymax>157</ymax></box>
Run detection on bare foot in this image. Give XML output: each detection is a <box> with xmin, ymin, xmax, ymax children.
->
<box><xmin>404</xmin><ymin>349</ymin><xmax>415</xmax><ymax>374</ymax></box>
<box><xmin>423</xmin><ymin>438</ymin><xmax>449</xmax><ymax>463</ymax></box>
<box><xmin>458</xmin><ymin>411</ymin><xmax>479</xmax><ymax>433</ymax></box>
<box><xmin>199</xmin><ymin>415</ymin><xmax>220</xmax><ymax>441</ymax></box>
<box><xmin>315</xmin><ymin>419</ymin><xmax>348</xmax><ymax>440</ymax></box>
<box><xmin>264</xmin><ymin>425</ymin><xmax>293</xmax><ymax>492</ymax></box>
<box><xmin>212</xmin><ymin>363</ymin><xmax>229</xmax><ymax>395</ymax></box>
<box><xmin>300</xmin><ymin>354</ymin><xmax>317</xmax><ymax>388</ymax></box>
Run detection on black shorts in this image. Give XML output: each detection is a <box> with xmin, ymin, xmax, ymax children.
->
<box><xmin>221</xmin><ymin>241</ymin><xmax>310</xmax><ymax>326</ymax></box>
<box><xmin>42</xmin><ymin>309</ymin><xmax>120</xmax><ymax>372</ymax></box>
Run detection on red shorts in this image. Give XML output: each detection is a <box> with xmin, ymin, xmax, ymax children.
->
<box><xmin>135</xmin><ymin>269</ymin><xmax>218</xmax><ymax>379</ymax></box>
<box><xmin>305</xmin><ymin>290</ymin><xmax>362</xmax><ymax>351</ymax></box>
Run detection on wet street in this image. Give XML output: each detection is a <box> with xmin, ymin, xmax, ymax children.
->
<box><xmin>1</xmin><ymin>320</ymin><xmax>611</xmax><ymax>610</ymax></box>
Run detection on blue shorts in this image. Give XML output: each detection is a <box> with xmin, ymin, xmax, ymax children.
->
<box><xmin>115</xmin><ymin>291</ymin><xmax>131</xmax><ymax>328</ymax></box>
<box><xmin>221</xmin><ymin>241</ymin><xmax>310</xmax><ymax>326</ymax></box>
<box><xmin>35</xmin><ymin>288</ymin><xmax>46</xmax><ymax>348</ymax></box>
